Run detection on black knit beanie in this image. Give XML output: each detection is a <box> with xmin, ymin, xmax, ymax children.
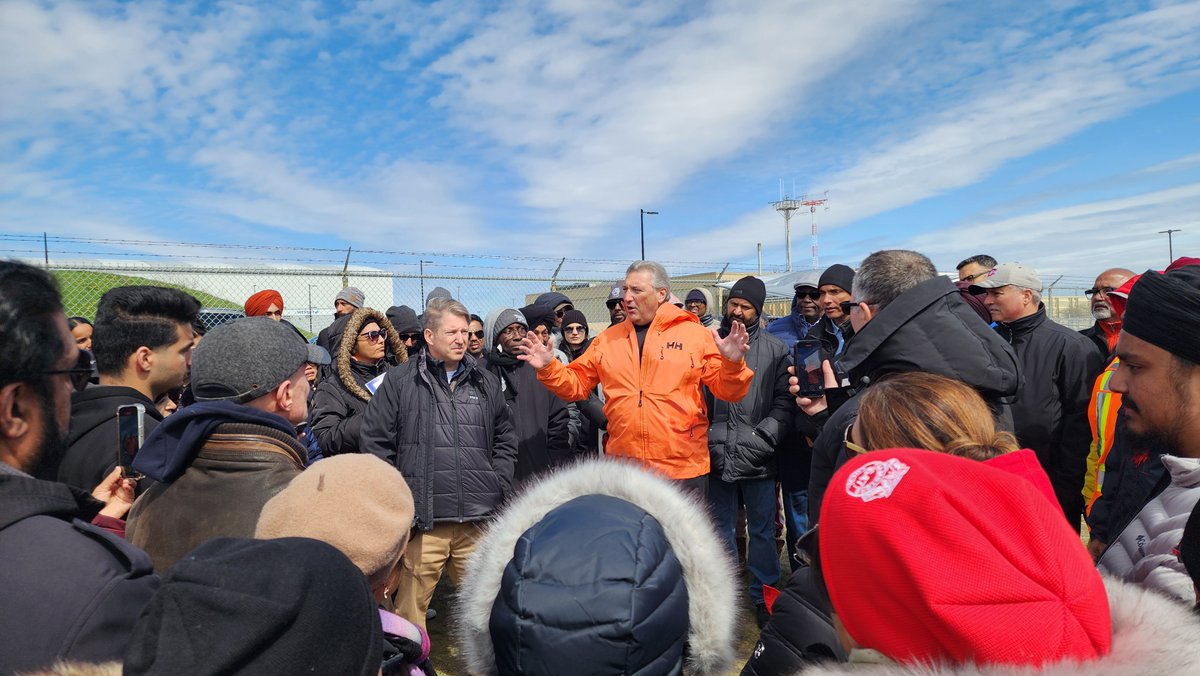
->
<box><xmin>818</xmin><ymin>264</ymin><xmax>856</xmax><ymax>293</ymax></box>
<box><xmin>728</xmin><ymin>276</ymin><xmax>767</xmax><ymax>316</ymax></box>
<box><xmin>1122</xmin><ymin>264</ymin><xmax>1200</xmax><ymax>364</ymax></box>
<box><xmin>124</xmin><ymin>537</ymin><xmax>383</xmax><ymax>676</ymax></box>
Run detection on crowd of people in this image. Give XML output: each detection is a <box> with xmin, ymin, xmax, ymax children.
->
<box><xmin>1</xmin><ymin>249</ymin><xmax>1198</xmax><ymax>675</ymax></box>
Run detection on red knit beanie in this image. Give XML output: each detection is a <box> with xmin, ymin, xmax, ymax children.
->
<box><xmin>820</xmin><ymin>448</ymin><xmax>1111</xmax><ymax>667</ymax></box>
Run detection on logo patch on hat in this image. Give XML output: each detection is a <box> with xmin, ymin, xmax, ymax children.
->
<box><xmin>845</xmin><ymin>458</ymin><xmax>910</xmax><ymax>502</ymax></box>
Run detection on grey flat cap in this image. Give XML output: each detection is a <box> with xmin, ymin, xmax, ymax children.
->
<box><xmin>192</xmin><ymin>317</ymin><xmax>329</xmax><ymax>404</ymax></box>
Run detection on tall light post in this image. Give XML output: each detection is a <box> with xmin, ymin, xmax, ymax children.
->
<box><xmin>307</xmin><ymin>284</ymin><xmax>317</xmax><ymax>333</ymax></box>
<box><xmin>419</xmin><ymin>260</ymin><xmax>433</xmax><ymax>306</ymax></box>
<box><xmin>640</xmin><ymin>209</ymin><xmax>658</xmax><ymax>260</ymax></box>
<box><xmin>1158</xmin><ymin>229</ymin><xmax>1181</xmax><ymax>263</ymax></box>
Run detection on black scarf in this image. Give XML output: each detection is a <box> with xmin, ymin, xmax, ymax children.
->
<box><xmin>486</xmin><ymin>348</ymin><xmax>521</xmax><ymax>400</ymax></box>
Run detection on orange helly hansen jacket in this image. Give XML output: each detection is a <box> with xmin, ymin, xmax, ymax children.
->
<box><xmin>536</xmin><ymin>303</ymin><xmax>753</xmax><ymax>479</ymax></box>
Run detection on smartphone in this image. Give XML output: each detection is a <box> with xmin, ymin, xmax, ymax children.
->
<box><xmin>793</xmin><ymin>338</ymin><xmax>825</xmax><ymax>398</ymax></box>
<box><xmin>116</xmin><ymin>403</ymin><xmax>146</xmax><ymax>479</ymax></box>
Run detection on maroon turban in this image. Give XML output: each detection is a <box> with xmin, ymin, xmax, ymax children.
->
<box><xmin>245</xmin><ymin>289</ymin><xmax>284</xmax><ymax>317</ymax></box>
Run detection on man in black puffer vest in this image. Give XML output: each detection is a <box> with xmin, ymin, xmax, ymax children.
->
<box><xmin>360</xmin><ymin>297</ymin><xmax>517</xmax><ymax>630</ymax></box>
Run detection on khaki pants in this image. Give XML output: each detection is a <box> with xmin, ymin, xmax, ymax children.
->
<box><xmin>394</xmin><ymin>521</ymin><xmax>481</xmax><ymax>629</ymax></box>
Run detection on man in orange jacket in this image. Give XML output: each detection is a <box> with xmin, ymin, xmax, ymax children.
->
<box><xmin>519</xmin><ymin>260</ymin><xmax>753</xmax><ymax>495</ymax></box>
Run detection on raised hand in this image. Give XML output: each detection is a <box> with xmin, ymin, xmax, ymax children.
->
<box><xmin>713</xmin><ymin>320</ymin><xmax>750</xmax><ymax>362</ymax></box>
<box><xmin>516</xmin><ymin>331</ymin><xmax>555</xmax><ymax>370</ymax></box>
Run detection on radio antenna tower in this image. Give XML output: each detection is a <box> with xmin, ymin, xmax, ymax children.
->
<box><xmin>800</xmin><ymin>191</ymin><xmax>830</xmax><ymax>268</ymax></box>
<box><xmin>771</xmin><ymin>180</ymin><xmax>802</xmax><ymax>272</ymax></box>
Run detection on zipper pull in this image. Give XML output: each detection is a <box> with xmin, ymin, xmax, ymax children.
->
<box><xmin>639</xmin><ymin>391</ymin><xmax>643</xmax><ymax>407</ymax></box>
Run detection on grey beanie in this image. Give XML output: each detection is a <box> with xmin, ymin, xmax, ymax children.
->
<box><xmin>191</xmin><ymin>317</ymin><xmax>329</xmax><ymax>403</ymax></box>
<box><xmin>484</xmin><ymin>307</ymin><xmax>528</xmax><ymax>350</ymax></box>
<box><xmin>335</xmin><ymin>286</ymin><xmax>365</xmax><ymax>308</ymax></box>
<box><xmin>425</xmin><ymin>286</ymin><xmax>453</xmax><ymax>306</ymax></box>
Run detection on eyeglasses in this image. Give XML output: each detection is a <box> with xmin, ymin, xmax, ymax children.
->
<box><xmin>44</xmin><ymin>349</ymin><xmax>93</xmax><ymax>392</ymax></box>
<box><xmin>359</xmin><ymin>330</ymin><xmax>384</xmax><ymax>342</ymax></box>
<box><xmin>563</xmin><ymin>324</ymin><xmax>586</xmax><ymax>333</ymax></box>
<box><xmin>794</xmin><ymin>290</ymin><xmax>820</xmax><ymax>300</ymax></box>
<box><xmin>469</xmin><ymin>330</ymin><xmax>485</xmax><ymax>339</ymax></box>
<box><xmin>959</xmin><ymin>273</ymin><xmax>984</xmax><ymax>283</ymax></box>
<box><xmin>398</xmin><ymin>333</ymin><xmax>420</xmax><ymax>342</ymax></box>
<box><xmin>1084</xmin><ymin>286</ymin><xmax>1116</xmax><ymax>298</ymax></box>
<box><xmin>554</xmin><ymin>306</ymin><xmax>574</xmax><ymax>318</ymax></box>
<box><xmin>500</xmin><ymin>325</ymin><xmax>528</xmax><ymax>337</ymax></box>
<box><xmin>843</xmin><ymin>422</ymin><xmax>868</xmax><ymax>458</ymax></box>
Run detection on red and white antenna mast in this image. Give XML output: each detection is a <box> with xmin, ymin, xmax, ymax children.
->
<box><xmin>800</xmin><ymin>191</ymin><xmax>830</xmax><ymax>268</ymax></box>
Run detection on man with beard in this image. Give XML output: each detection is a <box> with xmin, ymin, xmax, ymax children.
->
<box><xmin>1081</xmin><ymin>268</ymin><xmax>1135</xmax><ymax>358</ymax></box>
<box><xmin>0</xmin><ymin>261</ymin><xmax>159</xmax><ymax>672</ymax></box>
<box><xmin>483</xmin><ymin>307</ymin><xmax>570</xmax><ymax>485</ymax></box>
<box><xmin>703</xmin><ymin>276</ymin><xmax>792</xmax><ymax>627</ymax></box>
<box><xmin>467</xmin><ymin>314</ymin><xmax>486</xmax><ymax>360</ymax></box>
<box><xmin>605</xmin><ymin>282</ymin><xmax>626</xmax><ymax>326</ymax></box>
<box><xmin>1097</xmin><ymin>261</ymin><xmax>1200</xmax><ymax>603</ymax></box>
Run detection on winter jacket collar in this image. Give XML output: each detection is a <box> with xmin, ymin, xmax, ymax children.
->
<box><xmin>68</xmin><ymin>385</ymin><xmax>162</xmax><ymax>445</ymax></box>
<box><xmin>839</xmin><ymin>276</ymin><xmax>1020</xmax><ymax>401</ymax></box>
<box><xmin>336</xmin><ymin>307</ymin><xmax>406</xmax><ymax>402</ymax></box>
<box><xmin>997</xmin><ymin>304</ymin><xmax>1048</xmax><ymax>341</ymax></box>
<box><xmin>1162</xmin><ymin>454</ymin><xmax>1200</xmax><ymax>487</ymax></box>
<box><xmin>795</xmin><ymin>578</ymin><xmax>1200</xmax><ymax>675</ymax></box>
<box><xmin>457</xmin><ymin>458</ymin><xmax>738</xmax><ymax>675</ymax></box>
<box><xmin>0</xmin><ymin>470</ymin><xmax>103</xmax><ymax>530</ymax></box>
<box><xmin>131</xmin><ymin>401</ymin><xmax>301</xmax><ymax>483</ymax></box>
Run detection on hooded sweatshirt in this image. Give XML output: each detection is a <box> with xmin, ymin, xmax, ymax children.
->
<box><xmin>59</xmin><ymin>385</ymin><xmax>163</xmax><ymax>491</ymax></box>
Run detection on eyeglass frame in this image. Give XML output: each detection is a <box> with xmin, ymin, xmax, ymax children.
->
<box><xmin>43</xmin><ymin>349</ymin><xmax>94</xmax><ymax>392</ymax></box>
<box><xmin>794</xmin><ymin>289</ymin><xmax>821</xmax><ymax>300</ymax></box>
<box><xmin>500</xmin><ymin>325</ymin><xmax>528</xmax><ymax>338</ymax></box>
<box><xmin>563</xmin><ymin>324</ymin><xmax>587</xmax><ymax>334</ymax></box>
<box><xmin>1084</xmin><ymin>286</ymin><xmax>1116</xmax><ymax>298</ymax></box>
<box><xmin>397</xmin><ymin>332</ymin><xmax>421</xmax><ymax>342</ymax></box>
<box><xmin>843</xmin><ymin>421</ymin><xmax>868</xmax><ymax>459</ymax></box>
<box><xmin>358</xmin><ymin>329</ymin><xmax>385</xmax><ymax>343</ymax></box>
<box><xmin>554</xmin><ymin>306</ymin><xmax>574</xmax><ymax>318</ymax></box>
<box><xmin>468</xmin><ymin>330</ymin><xmax>485</xmax><ymax>339</ymax></box>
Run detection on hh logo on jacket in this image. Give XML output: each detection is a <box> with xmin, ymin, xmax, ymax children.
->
<box><xmin>665</xmin><ymin>341</ymin><xmax>684</xmax><ymax>350</ymax></box>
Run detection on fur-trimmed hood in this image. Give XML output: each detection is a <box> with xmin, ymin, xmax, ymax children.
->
<box><xmin>456</xmin><ymin>458</ymin><xmax>739</xmax><ymax>675</ymax></box>
<box><xmin>796</xmin><ymin>578</ymin><xmax>1200</xmax><ymax>675</ymax></box>
<box><xmin>335</xmin><ymin>307</ymin><xmax>406</xmax><ymax>402</ymax></box>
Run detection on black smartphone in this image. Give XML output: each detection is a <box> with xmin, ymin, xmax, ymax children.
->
<box><xmin>116</xmin><ymin>403</ymin><xmax>145</xmax><ymax>479</ymax></box>
<box><xmin>793</xmin><ymin>338</ymin><xmax>825</xmax><ymax>398</ymax></box>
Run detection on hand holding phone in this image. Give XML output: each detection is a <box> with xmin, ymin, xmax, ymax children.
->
<box><xmin>116</xmin><ymin>403</ymin><xmax>146</xmax><ymax>480</ymax></box>
<box><xmin>792</xmin><ymin>338</ymin><xmax>825</xmax><ymax>398</ymax></box>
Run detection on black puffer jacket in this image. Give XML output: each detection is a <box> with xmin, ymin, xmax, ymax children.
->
<box><xmin>807</xmin><ymin>276</ymin><xmax>1022</xmax><ymax>522</ymax></box>
<box><xmin>310</xmin><ymin>307</ymin><xmax>406</xmax><ymax>456</ymax></box>
<box><xmin>360</xmin><ymin>350</ymin><xmax>517</xmax><ymax>531</ymax></box>
<box><xmin>741</xmin><ymin>566</ymin><xmax>846</xmax><ymax>675</ymax></box>
<box><xmin>0</xmin><ymin>468</ymin><xmax>159</xmax><ymax>672</ymax></box>
<box><xmin>997</xmin><ymin>306</ymin><xmax>1104</xmax><ymax>523</ymax></box>
<box><xmin>485</xmin><ymin>358</ymin><xmax>572</xmax><ymax>485</ymax></box>
<box><xmin>59</xmin><ymin>386</ymin><xmax>163</xmax><ymax>491</ymax></box>
<box><xmin>706</xmin><ymin>321</ymin><xmax>793</xmax><ymax>482</ymax></box>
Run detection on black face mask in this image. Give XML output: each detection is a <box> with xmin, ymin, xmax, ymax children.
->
<box><xmin>30</xmin><ymin>389</ymin><xmax>71</xmax><ymax>481</ymax></box>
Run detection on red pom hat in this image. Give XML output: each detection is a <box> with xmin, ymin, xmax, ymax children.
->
<box><xmin>819</xmin><ymin>448</ymin><xmax>1111</xmax><ymax>667</ymax></box>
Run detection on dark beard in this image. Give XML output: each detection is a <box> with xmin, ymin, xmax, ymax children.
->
<box><xmin>30</xmin><ymin>394</ymin><xmax>71</xmax><ymax>481</ymax></box>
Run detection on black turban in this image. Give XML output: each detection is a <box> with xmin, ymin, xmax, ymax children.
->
<box><xmin>1122</xmin><ymin>264</ymin><xmax>1200</xmax><ymax>364</ymax></box>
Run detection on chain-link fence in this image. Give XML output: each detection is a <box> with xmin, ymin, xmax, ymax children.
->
<box><xmin>41</xmin><ymin>259</ymin><xmax>1100</xmax><ymax>336</ymax></box>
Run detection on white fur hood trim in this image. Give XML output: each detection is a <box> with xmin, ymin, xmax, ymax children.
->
<box><xmin>455</xmin><ymin>458</ymin><xmax>739</xmax><ymax>675</ymax></box>
<box><xmin>796</xmin><ymin>578</ymin><xmax>1200</xmax><ymax>675</ymax></box>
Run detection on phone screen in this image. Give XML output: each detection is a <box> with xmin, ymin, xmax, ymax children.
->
<box><xmin>116</xmin><ymin>404</ymin><xmax>145</xmax><ymax>479</ymax></box>
<box><xmin>793</xmin><ymin>339</ymin><xmax>824</xmax><ymax>397</ymax></box>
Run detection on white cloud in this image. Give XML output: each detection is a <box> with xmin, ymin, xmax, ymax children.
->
<box><xmin>427</xmin><ymin>0</ymin><xmax>925</xmax><ymax>230</ymax></box>
<box><xmin>902</xmin><ymin>182</ymin><xmax>1200</xmax><ymax>275</ymax></box>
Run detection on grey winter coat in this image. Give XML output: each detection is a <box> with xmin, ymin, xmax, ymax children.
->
<box><xmin>705</xmin><ymin>323</ymin><xmax>793</xmax><ymax>482</ymax></box>
<box><xmin>359</xmin><ymin>350</ymin><xmax>517</xmax><ymax>531</ymax></box>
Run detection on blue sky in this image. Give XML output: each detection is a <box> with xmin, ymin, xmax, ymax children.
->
<box><xmin>2</xmin><ymin>0</ymin><xmax>1198</xmax><ymax>280</ymax></box>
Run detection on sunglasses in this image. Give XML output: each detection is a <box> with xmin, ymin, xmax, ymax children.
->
<box><xmin>563</xmin><ymin>324</ymin><xmax>586</xmax><ymax>333</ymax></box>
<box><xmin>359</xmin><ymin>330</ymin><xmax>384</xmax><ymax>342</ymax></box>
<box><xmin>398</xmin><ymin>333</ymin><xmax>421</xmax><ymax>342</ymax></box>
<box><xmin>554</xmin><ymin>306</ymin><xmax>574</xmax><ymax>318</ymax></box>
<box><xmin>843</xmin><ymin>422</ymin><xmax>868</xmax><ymax>459</ymax></box>
<box><xmin>500</xmin><ymin>325</ymin><xmax>528</xmax><ymax>337</ymax></box>
<box><xmin>469</xmin><ymin>330</ymin><xmax>485</xmax><ymax>339</ymax></box>
<box><xmin>794</xmin><ymin>290</ymin><xmax>820</xmax><ymax>300</ymax></box>
<box><xmin>1084</xmin><ymin>286</ymin><xmax>1116</xmax><ymax>298</ymax></box>
<box><xmin>45</xmin><ymin>349</ymin><xmax>94</xmax><ymax>392</ymax></box>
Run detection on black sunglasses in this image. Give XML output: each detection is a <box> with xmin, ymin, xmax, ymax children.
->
<box><xmin>838</xmin><ymin>301</ymin><xmax>855</xmax><ymax>315</ymax></box>
<box><xmin>398</xmin><ymin>333</ymin><xmax>421</xmax><ymax>342</ymax></box>
<box><xmin>45</xmin><ymin>349</ymin><xmax>93</xmax><ymax>392</ymax></box>
<box><xmin>795</xmin><ymin>290</ymin><xmax>820</xmax><ymax>300</ymax></box>
<box><xmin>554</xmin><ymin>306</ymin><xmax>574</xmax><ymax>317</ymax></box>
<box><xmin>469</xmin><ymin>330</ymin><xmax>485</xmax><ymax>339</ymax></box>
<box><xmin>1084</xmin><ymin>286</ymin><xmax>1116</xmax><ymax>298</ymax></box>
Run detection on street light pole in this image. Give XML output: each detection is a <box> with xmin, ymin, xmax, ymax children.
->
<box><xmin>640</xmin><ymin>209</ymin><xmax>658</xmax><ymax>260</ymax></box>
<box><xmin>1158</xmin><ymin>229</ymin><xmax>1181</xmax><ymax>263</ymax></box>
<box><xmin>419</xmin><ymin>260</ymin><xmax>433</xmax><ymax>306</ymax></box>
